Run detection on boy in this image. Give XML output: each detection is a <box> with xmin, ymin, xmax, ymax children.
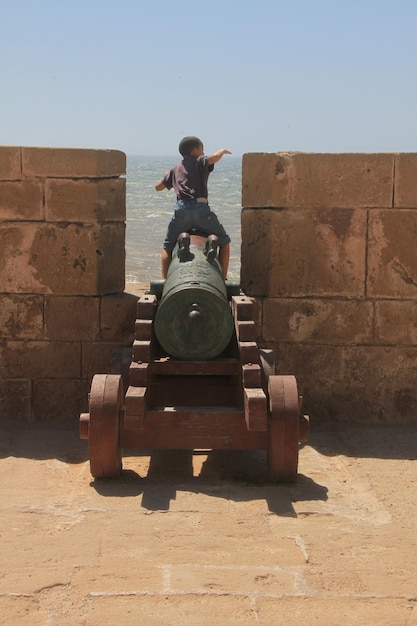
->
<box><xmin>155</xmin><ymin>136</ymin><xmax>232</xmax><ymax>279</ymax></box>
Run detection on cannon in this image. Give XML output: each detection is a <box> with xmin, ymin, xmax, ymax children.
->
<box><xmin>80</xmin><ymin>232</ymin><xmax>309</xmax><ymax>482</ymax></box>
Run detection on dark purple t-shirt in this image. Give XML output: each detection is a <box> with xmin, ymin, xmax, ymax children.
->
<box><xmin>162</xmin><ymin>155</ymin><xmax>214</xmax><ymax>200</ymax></box>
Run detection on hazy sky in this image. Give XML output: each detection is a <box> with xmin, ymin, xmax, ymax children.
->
<box><xmin>2</xmin><ymin>0</ymin><xmax>416</xmax><ymax>156</ymax></box>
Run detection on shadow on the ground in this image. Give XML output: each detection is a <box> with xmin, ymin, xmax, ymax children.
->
<box><xmin>1</xmin><ymin>420</ymin><xmax>416</xmax><ymax>463</ymax></box>
<box><xmin>0</xmin><ymin>420</ymin><xmax>328</xmax><ymax>516</ymax></box>
<box><xmin>90</xmin><ymin>448</ymin><xmax>328</xmax><ymax>516</ymax></box>
<box><xmin>1</xmin><ymin>420</ymin><xmax>416</xmax><ymax>516</ymax></box>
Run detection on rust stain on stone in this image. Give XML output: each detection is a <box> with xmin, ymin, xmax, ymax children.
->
<box><xmin>275</xmin><ymin>160</ymin><xmax>285</xmax><ymax>176</ymax></box>
<box><xmin>317</xmin><ymin>208</ymin><xmax>353</xmax><ymax>239</ymax></box>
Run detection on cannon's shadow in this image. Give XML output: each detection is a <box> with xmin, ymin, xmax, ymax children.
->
<box><xmin>91</xmin><ymin>447</ymin><xmax>328</xmax><ymax>517</ymax></box>
<box><xmin>5</xmin><ymin>420</ymin><xmax>414</xmax><ymax>517</ymax></box>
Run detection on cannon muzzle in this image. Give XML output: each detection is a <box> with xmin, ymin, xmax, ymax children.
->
<box><xmin>153</xmin><ymin>233</ymin><xmax>234</xmax><ymax>360</ymax></box>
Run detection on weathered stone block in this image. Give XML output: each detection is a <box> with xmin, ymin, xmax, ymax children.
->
<box><xmin>263</xmin><ymin>298</ymin><xmax>374</xmax><ymax>344</ymax></box>
<box><xmin>45</xmin><ymin>296</ymin><xmax>100</xmax><ymax>340</ymax></box>
<box><xmin>79</xmin><ymin>379</ymin><xmax>90</xmax><ymax>413</ymax></box>
<box><xmin>0</xmin><ymin>146</ymin><xmax>21</xmax><ymax>180</ymax></box>
<box><xmin>375</xmin><ymin>300</ymin><xmax>417</xmax><ymax>345</ymax></box>
<box><xmin>241</xmin><ymin>208</ymin><xmax>366</xmax><ymax>297</ymax></box>
<box><xmin>242</xmin><ymin>152</ymin><xmax>394</xmax><ymax>209</ymax></box>
<box><xmin>0</xmin><ymin>222</ymin><xmax>125</xmax><ymax>295</ymax></box>
<box><xmin>82</xmin><ymin>341</ymin><xmax>125</xmax><ymax>380</ymax></box>
<box><xmin>0</xmin><ymin>180</ymin><xmax>43</xmax><ymax>220</ymax></box>
<box><xmin>367</xmin><ymin>209</ymin><xmax>417</xmax><ymax>299</ymax></box>
<box><xmin>32</xmin><ymin>379</ymin><xmax>84</xmax><ymax>420</ymax></box>
<box><xmin>1</xmin><ymin>340</ymin><xmax>81</xmax><ymax>379</ymax></box>
<box><xmin>275</xmin><ymin>342</ymin><xmax>344</xmax><ymax>379</ymax></box>
<box><xmin>394</xmin><ymin>153</ymin><xmax>417</xmax><ymax>208</ymax></box>
<box><xmin>0</xmin><ymin>379</ymin><xmax>31</xmax><ymax>420</ymax></box>
<box><xmin>274</xmin><ymin>343</ymin><xmax>417</xmax><ymax>422</ymax></box>
<box><xmin>0</xmin><ymin>295</ymin><xmax>43</xmax><ymax>340</ymax></box>
<box><xmin>22</xmin><ymin>147</ymin><xmax>126</xmax><ymax>178</ymax></box>
<box><xmin>341</xmin><ymin>347</ymin><xmax>417</xmax><ymax>421</ymax></box>
<box><xmin>45</xmin><ymin>178</ymin><xmax>126</xmax><ymax>222</ymax></box>
<box><xmin>273</xmin><ymin>343</ymin><xmax>345</xmax><ymax>420</ymax></box>
<box><xmin>100</xmin><ymin>293</ymin><xmax>138</xmax><ymax>341</ymax></box>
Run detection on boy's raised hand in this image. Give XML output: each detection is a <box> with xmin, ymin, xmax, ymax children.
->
<box><xmin>208</xmin><ymin>148</ymin><xmax>232</xmax><ymax>165</ymax></box>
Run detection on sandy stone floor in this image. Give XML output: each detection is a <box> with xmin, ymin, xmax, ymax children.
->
<box><xmin>0</xmin><ymin>420</ymin><xmax>416</xmax><ymax>625</ymax></box>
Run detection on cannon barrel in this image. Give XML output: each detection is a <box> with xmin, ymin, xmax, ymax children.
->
<box><xmin>153</xmin><ymin>233</ymin><xmax>234</xmax><ymax>360</ymax></box>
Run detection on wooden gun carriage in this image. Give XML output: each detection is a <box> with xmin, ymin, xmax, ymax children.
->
<box><xmin>80</xmin><ymin>233</ymin><xmax>309</xmax><ymax>482</ymax></box>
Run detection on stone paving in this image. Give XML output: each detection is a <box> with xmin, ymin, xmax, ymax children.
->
<box><xmin>0</xmin><ymin>420</ymin><xmax>416</xmax><ymax>625</ymax></box>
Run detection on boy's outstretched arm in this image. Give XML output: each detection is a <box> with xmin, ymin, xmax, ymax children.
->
<box><xmin>207</xmin><ymin>148</ymin><xmax>232</xmax><ymax>165</ymax></box>
<box><xmin>155</xmin><ymin>173</ymin><xmax>169</xmax><ymax>191</ymax></box>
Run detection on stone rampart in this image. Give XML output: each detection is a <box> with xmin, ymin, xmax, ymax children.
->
<box><xmin>2</xmin><ymin>147</ymin><xmax>416</xmax><ymax>423</ymax></box>
<box><xmin>241</xmin><ymin>152</ymin><xmax>417</xmax><ymax>422</ymax></box>
<box><xmin>0</xmin><ymin>146</ymin><xmax>137</xmax><ymax>420</ymax></box>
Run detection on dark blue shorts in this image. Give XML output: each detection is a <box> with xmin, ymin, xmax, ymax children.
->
<box><xmin>163</xmin><ymin>200</ymin><xmax>231</xmax><ymax>251</ymax></box>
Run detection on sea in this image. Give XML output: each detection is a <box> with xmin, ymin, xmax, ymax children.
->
<box><xmin>125</xmin><ymin>155</ymin><xmax>242</xmax><ymax>284</ymax></box>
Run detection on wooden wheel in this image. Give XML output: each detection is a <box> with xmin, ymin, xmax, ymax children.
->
<box><xmin>88</xmin><ymin>374</ymin><xmax>123</xmax><ymax>478</ymax></box>
<box><xmin>267</xmin><ymin>375</ymin><xmax>300</xmax><ymax>483</ymax></box>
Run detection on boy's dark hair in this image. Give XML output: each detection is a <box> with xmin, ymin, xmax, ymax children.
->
<box><xmin>179</xmin><ymin>136</ymin><xmax>202</xmax><ymax>157</ymax></box>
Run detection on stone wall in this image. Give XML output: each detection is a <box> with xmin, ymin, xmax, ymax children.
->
<box><xmin>0</xmin><ymin>146</ymin><xmax>137</xmax><ymax>420</ymax></box>
<box><xmin>241</xmin><ymin>152</ymin><xmax>417</xmax><ymax>422</ymax></box>
<box><xmin>2</xmin><ymin>147</ymin><xmax>416</xmax><ymax>424</ymax></box>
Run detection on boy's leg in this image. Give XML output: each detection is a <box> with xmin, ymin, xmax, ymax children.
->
<box><xmin>219</xmin><ymin>243</ymin><xmax>230</xmax><ymax>280</ymax></box>
<box><xmin>161</xmin><ymin>248</ymin><xmax>172</xmax><ymax>278</ymax></box>
<box><xmin>162</xmin><ymin>203</ymin><xmax>187</xmax><ymax>278</ymax></box>
<box><xmin>194</xmin><ymin>205</ymin><xmax>230</xmax><ymax>279</ymax></box>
